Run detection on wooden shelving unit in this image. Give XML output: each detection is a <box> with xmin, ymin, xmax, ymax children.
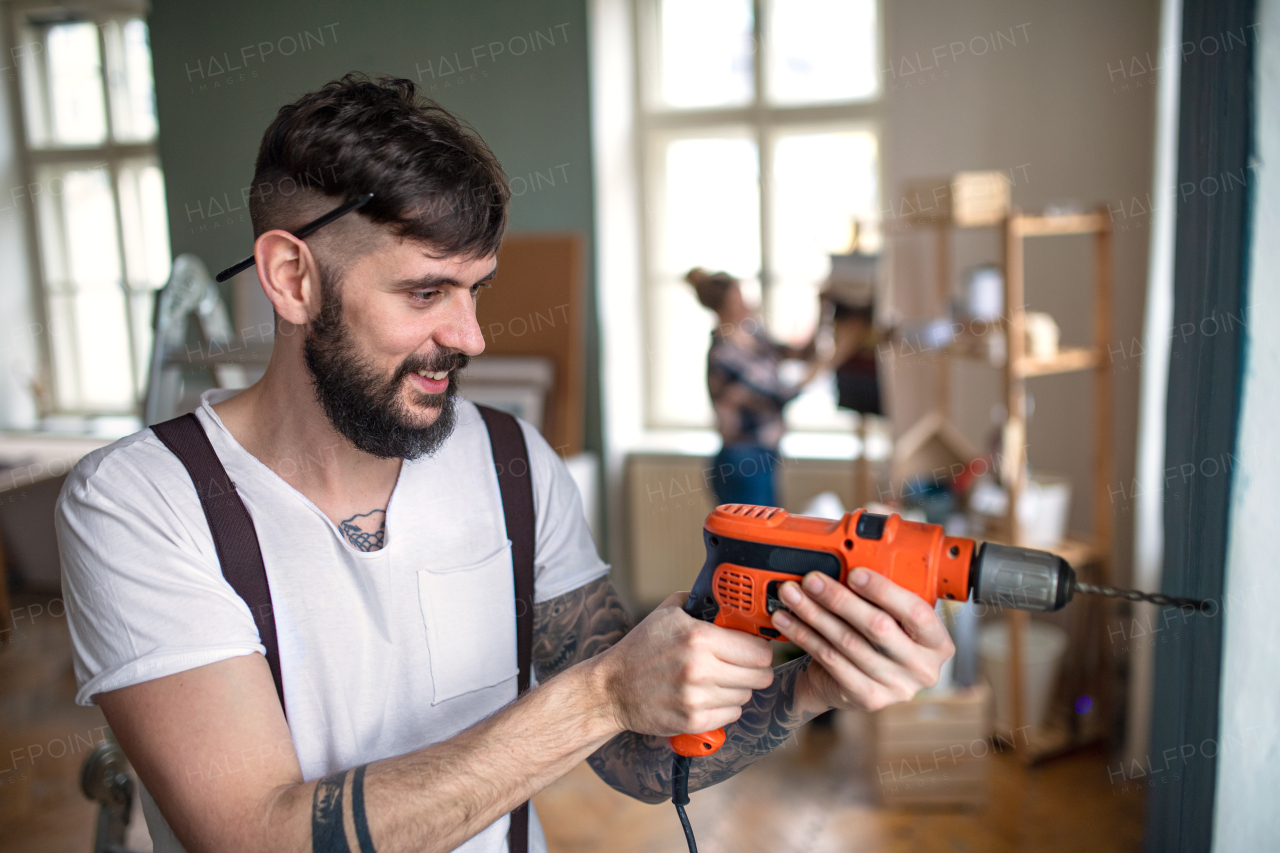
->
<box><xmin>890</xmin><ymin>202</ymin><xmax>1116</xmax><ymax>764</ymax></box>
<box><xmin>1001</xmin><ymin>206</ymin><xmax>1114</xmax><ymax>763</ymax></box>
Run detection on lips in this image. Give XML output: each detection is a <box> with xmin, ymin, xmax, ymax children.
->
<box><xmin>401</xmin><ymin>353</ymin><xmax>469</xmax><ymax>397</ymax></box>
<box><xmin>408</xmin><ymin>369</ymin><xmax>450</xmax><ymax>394</ymax></box>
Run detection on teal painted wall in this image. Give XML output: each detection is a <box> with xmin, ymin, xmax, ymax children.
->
<box><xmin>147</xmin><ymin>0</ymin><xmax>600</xmax><ymax>453</ymax></box>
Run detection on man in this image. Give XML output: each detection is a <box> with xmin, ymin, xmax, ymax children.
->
<box><xmin>57</xmin><ymin>75</ymin><xmax>953</xmax><ymax>853</ymax></box>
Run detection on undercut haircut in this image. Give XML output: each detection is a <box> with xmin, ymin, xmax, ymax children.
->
<box><xmin>248</xmin><ymin>73</ymin><xmax>510</xmax><ymax>259</ymax></box>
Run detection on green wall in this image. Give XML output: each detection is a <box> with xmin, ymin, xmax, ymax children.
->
<box><xmin>147</xmin><ymin>0</ymin><xmax>600</xmax><ymax>454</ymax></box>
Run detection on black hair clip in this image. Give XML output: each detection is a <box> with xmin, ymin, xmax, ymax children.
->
<box><xmin>214</xmin><ymin>193</ymin><xmax>375</xmax><ymax>283</ymax></box>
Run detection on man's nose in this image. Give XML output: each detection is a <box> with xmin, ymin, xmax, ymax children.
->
<box><xmin>434</xmin><ymin>287</ymin><xmax>486</xmax><ymax>357</ymax></box>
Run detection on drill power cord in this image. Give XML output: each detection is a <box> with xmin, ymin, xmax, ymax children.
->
<box><xmin>1072</xmin><ymin>581</ymin><xmax>1212</xmax><ymax>612</ymax></box>
<box><xmin>671</xmin><ymin>754</ymin><xmax>699</xmax><ymax>853</ymax></box>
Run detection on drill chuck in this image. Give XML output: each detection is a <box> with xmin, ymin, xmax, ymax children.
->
<box><xmin>969</xmin><ymin>542</ymin><xmax>1076</xmax><ymax>612</ymax></box>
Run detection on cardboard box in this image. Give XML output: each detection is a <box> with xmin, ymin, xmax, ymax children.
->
<box><xmin>899</xmin><ymin>172</ymin><xmax>1012</xmax><ymax>227</ymax></box>
<box><xmin>870</xmin><ymin>683</ymin><xmax>993</xmax><ymax>807</ymax></box>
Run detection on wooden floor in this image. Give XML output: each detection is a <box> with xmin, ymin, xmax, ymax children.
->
<box><xmin>0</xmin><ymin>593</ymin><xmax>153</xmax><ymax>853</ymax></box>
<box><xmin>1</xmin><ymin>592</ymin><xmax>1144</xmax><ymax>852</ymax></box>
<box><xmin>534</xmin><ymin>719</ymin><xmax>1144</xmax><ymax>853</ymax></box>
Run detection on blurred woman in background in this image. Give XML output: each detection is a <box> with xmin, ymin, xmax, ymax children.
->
<box><xmin>686</xmin><ymin>267</ymin><xmax>827</xmax><ymax>506</ymax></box>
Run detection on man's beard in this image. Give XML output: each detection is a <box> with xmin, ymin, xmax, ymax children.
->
<box><xmin>303</xmin><ymin>273</ymin><xmax>470</xmax><ymax>460</ymax></box>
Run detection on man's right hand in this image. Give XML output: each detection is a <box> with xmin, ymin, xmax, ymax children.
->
<box><xmin>596</xmin><ymin>591</ymin><xmax>775</xmax><ymax>737</ymax></box>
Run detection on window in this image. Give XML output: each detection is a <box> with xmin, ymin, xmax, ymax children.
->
<box><xmin>10</xmin><ymin>4</ymin><xmax>170</xmax><ymax>416</ymax></box>
<box><xmin>636</xmin><ymin>0</ymin><xmax>881</xmax><ymax>432</ymax></box>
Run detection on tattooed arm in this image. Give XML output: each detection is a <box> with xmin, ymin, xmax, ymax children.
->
<box><xmin>98</xmin><ymin>645</ymin><xmax>622</xmax><ymax>853</ymax></box>
<box><xmin>534</xmin><ymin>570</ymin><xmax>955</xmax><ymax>805</ymax></box>
<box><xmin>586</xmin><ymin>658</ymin><xmax>822</xmax><ymax>803</ymax></box>
<box><xmin>91</xmin><ymin>576</ymin><xmax>773</xmax><ymax>853</ymax></box>
<box><xmin>532</xmin><ymin>577</ymin><xmax>829</xmax><ymax>804</ymax></box>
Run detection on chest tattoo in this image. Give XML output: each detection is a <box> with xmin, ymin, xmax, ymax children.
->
<box><xmin>340</xmin><ymin>509</ymin><xmax>387</xmax><ymax>552</ymax></box>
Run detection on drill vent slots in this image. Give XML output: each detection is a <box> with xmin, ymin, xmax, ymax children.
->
<box><xmin>716</xmin><ymin>569</ymin><xmax>754</xmax><ymax>613</ymax></box>
<box><xmin>722</xmin><ymin>504</ymin><xmax>780</xmax><ymax>520</ymax></box>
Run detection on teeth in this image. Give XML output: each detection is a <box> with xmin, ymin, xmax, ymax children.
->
<box><xmin>416</xmin><ymin>369</ymin><xmax>449</xmax><ymax>380</ymax></box>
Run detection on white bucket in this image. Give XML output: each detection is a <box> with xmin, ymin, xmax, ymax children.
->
<box><xmin>1017</xmin><ymin>475</ymin><xmax>1072</xmax><ymax>548</ymax></box>
<box><xmin>968</xmin><ymin>474</ymin><xmax>1072</xmax><ymax>548</ymax></box>
<box><xmin>979</xmin><ymin>619</ymin><xmax>1069</xmax><ymax>733</ymax></box>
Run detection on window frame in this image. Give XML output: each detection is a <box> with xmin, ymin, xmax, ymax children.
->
<box><xmin>632</xmin><ymin>0</ymin><xmax>885</xmax><ymax>432</ymax></box>
<box><xmin>4</xmin><ymin>0</ymin><xmax>164</xmax><ymax>417</ymax></box>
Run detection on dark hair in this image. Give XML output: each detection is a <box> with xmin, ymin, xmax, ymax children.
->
<box><xmin>249</xmin><ymin>73</ymin><xmax>509</xmax><ymax>258</ymax></box>
<box><xmin>684</xmin><ymin>267</ymin><xmax>738</xmax><ymax>312</ymax></box>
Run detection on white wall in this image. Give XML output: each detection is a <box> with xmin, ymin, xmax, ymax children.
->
<box><xmin>1211</xmin><ymin>0</ymin><xmax>1280</xmax><ymax>844</ymax></box>
<box><xmin>881</xmin><ymin>0</ymin><xmax>1159</xmax><ymax>582</ymax></box>
<box><xmin>1125</xmin><ymin>0</ymin><xmax>1182</xmax><ymax>769</ymax></box>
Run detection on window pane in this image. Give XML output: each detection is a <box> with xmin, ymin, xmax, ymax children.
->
<box><xmin>656</xmin><ymin>0</ymin><xmax>754</xmax><ymax>109</ymax></box>
<box><xmin>44</xmin><ymin>23</ymin><xmax>108</xmax><ymax>146</ymax></box>
<box><xmin>650</xmin><ymin>135</ymin><xmax>761</xmax><ymax>427</ymax></box>
<box><xmin>68</xmin><ymin>290</ymin><xmax>135</xmax><ymax>410</ymax></box>
<box><xmin>118</xmin><ymin>160</ymin><xmax>172</xmax><ymax>288</ymax></box>
<box><xmin>783</xmin><ymin>371</ymin><xmax>856</xmax><ymax>431</ymax></box>
<box><xmin>768</xmin><ymin>129</ymin><xmax>878</xmax><ymax>343</ymax></box>
<box><xmin>766</xmin><ymin>0</ymin><xmax>878</xmax><ymax>105</ymax></box>
<box><xmin>657</xmin><ymin>135</ymin><xmax>761</xmax><ymax>278</ymax></box>
<box><xmin>117</xmin><ymin>159</ymin><xmax>170</xmax><ymax>392</ymax></box>
<box><xmin>650</xmin><ymin>279</ymin><xmax>715</xmax><ymax>427</ymax></box>
<box><xmin>62</xmin><ymin>168</ymin><xmax>123</xmax><ymax>288</ymax></box>
<box><xmin>35</xmin><ymin>165</ymin><xmax>134</xmax><ymax>411</ymax></box>
<box><xmin>104</xmin><ymin>19</ymin><xmax>159</xmax><ymax>142</ymax></box>
<box><xmin>16</xmin><ymin>24</ymin><xmax>52</xmax><ymax>145</ymax></box>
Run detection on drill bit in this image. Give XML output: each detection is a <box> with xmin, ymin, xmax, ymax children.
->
<box><xmin>1072</xmin><ymin>581</ymin><xmax>1212</xmax><ymax>612</ymax></box>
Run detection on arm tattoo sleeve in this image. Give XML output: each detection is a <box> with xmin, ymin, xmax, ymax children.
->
<box><xmin>532</xmin><ymin>575</ymin><xmax>632</xmax><ymax>680</ymax></box>
<box><xmin>311</xmin><ymin>765</ymin><xmax>376</xmax><ymax>853</ymax></box>
<box><xmin>585</xmin><ymin>656</ymin><xmax>821</xmax><ymax>804</ymax></box>
<box><xmin>532</xmin><ymin>577</ymin><xmax>824</xmax><ymax>804</ymax></box>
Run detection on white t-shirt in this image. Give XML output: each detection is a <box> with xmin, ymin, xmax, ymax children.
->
<box><xmin>56</xmin><ymin>390</ymin><xmax>610</xmax><ymax>853</ymax></box>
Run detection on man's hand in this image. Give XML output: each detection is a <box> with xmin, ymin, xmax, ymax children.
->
<box><xmin>598</xmin><ymin>591</ymin><xmax>775</xmax><ymax>737</ymax></box>
<box><xmin>770</xmin><ymin>568</ymin><xmax>955</xmax><ymax>713</ymax></box>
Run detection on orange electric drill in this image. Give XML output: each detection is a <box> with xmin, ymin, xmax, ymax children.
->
<box><xmin>663</xmin><ymin>504</ymin><xmax>1207</xmax><ymax>852</ymax></box>
<box><xmin>667</xmin><ymin>503</ymin><xmax>1209</xmax><ymax>759</ymax></box>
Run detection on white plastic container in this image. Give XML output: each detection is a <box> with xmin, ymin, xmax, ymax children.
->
<box><xmin>1017</xmin><ymin>475</ymin><xmax>1072</xmax><ymax>548</ymax></box>
<box><xmin>969</xmin><ymin>474</ymin><xmax>1072</xmax><ymax>548</ymax></box>
<box><xmin>978</xmin><ymin>619</ymin><xmax>1069</xmax><ymax>733</ymax></box>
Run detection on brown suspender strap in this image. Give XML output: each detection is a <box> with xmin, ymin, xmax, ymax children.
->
<box><xmin>151</xmin><ymin>413</ymin><xmax>286</xmax><ymax>709</ymax></box>
<box><xmin>153</xmin><ymin>407</ymin><xmax>535</xmax><ymax>853</ymax></box>
<box><xmin>475</xmin><ymin>405</ymin><xmax>535</xmax><ymax>853</ymax></box>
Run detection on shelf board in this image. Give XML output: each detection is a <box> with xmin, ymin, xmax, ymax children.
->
<box><xmin>1014</xmin><ymin>346</ymin><xmax>1099</xmax><ymax>377</ymax></box>
<box><xmin>938</xmin><ymin>344</ymin><xmax>1098</xmax><ymax>378</ymax></box>
<box><xmin>887</xmin><ymin>211</ymin><xmax>1109</xmax><ymax>236</ymax></box>
<box><xmin>1012</xmin><ymin>212</ymin><xmax>1108</xmax><ymax>237</ymax></box>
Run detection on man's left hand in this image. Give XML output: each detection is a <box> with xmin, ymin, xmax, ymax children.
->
<box><xmin>770</xmin><ymin>567</ymin><xmax>955</xmax><ymax>714</ymax></box>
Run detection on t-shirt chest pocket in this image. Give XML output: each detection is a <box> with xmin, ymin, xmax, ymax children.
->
<box><xmin>416</xmin><ymin>541</ymin><xmax>520</xmax><ymax>705</ymax></box>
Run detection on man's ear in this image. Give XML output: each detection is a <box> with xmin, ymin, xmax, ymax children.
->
<box><xmin>255</xmin><ymin>230</ymin><xmax>323</xmax><ymax>326</ymax></box>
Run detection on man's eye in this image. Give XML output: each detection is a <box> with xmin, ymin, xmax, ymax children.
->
<box><xmin>471</xmin><ymin>281</ymin><xmax>492</xmax><ymax>295</ymax></box>
<box><xmin>411</xmin><ymin>291</ymin><xmax>440</xmax><ymax>302</ymax></box>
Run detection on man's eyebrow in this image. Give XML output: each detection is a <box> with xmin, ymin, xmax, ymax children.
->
<box><xmin>391</xmin><ymin>265</ymin><xmax>498</xmax><ymax>291</ymax></box>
